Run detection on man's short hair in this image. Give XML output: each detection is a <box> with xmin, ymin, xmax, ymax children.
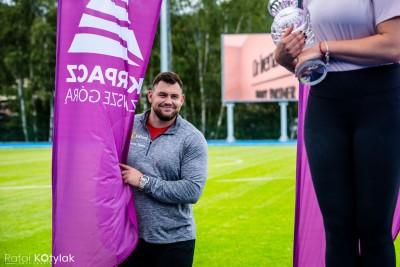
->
<box><xmin>152</xmin><ymin>72</ymin><xmax>183</xmax><ymax>91</ymax></box>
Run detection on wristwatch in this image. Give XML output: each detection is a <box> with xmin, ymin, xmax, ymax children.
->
<box><xmin>138</xmin><ymin>175</ymin><xmax>150</xmax><ymax>191</ymax></box>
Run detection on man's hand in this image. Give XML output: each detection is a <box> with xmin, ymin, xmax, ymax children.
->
<box><xmin>120</xmin><ymin>163</ymin><xmax>143</xmax><ymax>188</ymax></box>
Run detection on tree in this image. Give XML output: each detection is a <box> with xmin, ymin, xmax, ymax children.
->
<box><xmin>0</xmin><ymin>0</ymin><xmax>56</xmax><ymax>141</ymax></box>
<box><xmin>169</xmin><ymin>0</ymin><xmax>277</xmax><ymax>139</ymax></box>
<box><xmin>1</xmin><ymin>0</ymin><xmax>34</xmax><ymax>141</ymax></box>
<box><xmin>0</xmin><ymin>0</ymin><xmax>295</xmax><ymax>141</ymax></box>
<box><xmin>29</xmin><ymin>0</ymin><xmax>57</xmax><ymax>141</ymax></box>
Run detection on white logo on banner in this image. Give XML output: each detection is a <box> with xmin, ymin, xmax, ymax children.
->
<box><xmin>68</xmin><ymin>0</ymin><xmax>143</xmax><ymax>66</ymax></box>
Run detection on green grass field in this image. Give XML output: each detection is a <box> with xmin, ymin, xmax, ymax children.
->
<box><xmin>1</xmin><ymin>146</ymin><xmax>400</xmax><ymax>266</ymax></box>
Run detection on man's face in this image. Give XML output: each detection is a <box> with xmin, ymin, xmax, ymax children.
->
<box><xmin>148</xmin><ymin>81</ymin><xmax>185</xmax><ymax>122</ymax></box>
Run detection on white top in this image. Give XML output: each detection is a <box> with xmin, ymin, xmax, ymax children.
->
<box><xmin>303</xmin><ymin>0</ymin><xmax>400</xmax><ymax>71</ymax></box>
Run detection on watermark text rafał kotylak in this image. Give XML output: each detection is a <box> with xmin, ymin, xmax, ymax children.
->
<box><xmin>5</xmin><ymin>253</ymin><xmax>74</xmax><ymax>265</ymax></box>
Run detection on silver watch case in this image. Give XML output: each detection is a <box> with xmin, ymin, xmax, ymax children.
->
<box><xmin>139</xmin><ymin>175</ymin><xmax>149</xmax><ymax>190</ymax></box>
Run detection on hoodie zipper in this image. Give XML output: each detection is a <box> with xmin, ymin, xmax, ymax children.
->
<box><xmin>142</xmin><ymin>113</ymin><xmax>175</xmax><ymax>156</ymax></box>
<box><xmin>146</xmin><ymin>140</ymin><xmax>152</xmax><ymax>156</ymax></box>
<box><xmin>145</xmin><ymin>130</ymin><xmax>171</xmax><ymax>156</ymax></box>
<box><xmin>144</xmin><ymin>126</ymin><xmax>152</xmax><ymax>156</ymax></box>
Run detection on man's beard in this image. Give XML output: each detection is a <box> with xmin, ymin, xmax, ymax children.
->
<box><xmin>153</xmin><ymin>105</ymin><xmax>179</xmax><ymax>121</ymax></box>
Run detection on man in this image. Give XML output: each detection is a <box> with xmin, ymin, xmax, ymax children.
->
<box><xmin>119</xmin><ymin>72</ymin><xmax>208</xmax><ymax>267</ymax></box>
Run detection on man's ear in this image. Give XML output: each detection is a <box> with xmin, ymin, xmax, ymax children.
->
<box><xmin>148</xmin><ymin>89</ymin><xmax>153</xmax><ymax>103</ymax></box>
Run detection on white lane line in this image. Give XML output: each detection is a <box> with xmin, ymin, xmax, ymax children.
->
<box><xmin>0</xmin><ymin>185</ymin><xmax>51</xmax><ymax>190</ymax></box>
<box><xmin>216</xmin><ymin>177</ymin><xmax>293</xmax><ymax>183</ymax></box>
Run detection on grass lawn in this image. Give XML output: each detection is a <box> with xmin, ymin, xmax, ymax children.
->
<box><xmin>1</xmin><ymin>146</ymin><xmax>400</xmax><ymax>266</ymax></box>
<box><xmin>194</xmin><ymin>146</ymin><xmax>297</xmax><ymax>267</ymax></box>
<box><xmin>0</xmin><ymin>148</ymin><xmax>52</xmax><ymax>266</ymax></box>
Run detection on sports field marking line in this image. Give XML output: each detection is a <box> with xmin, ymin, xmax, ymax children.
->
<box><xmin>0</xmin><ymin>185</ymin><xmax>51</xmax><ymax>190</ymax></box>
<box><xmin>216</xmin><ymin>177</ymin><xmax>293</xmax><ymax>183</ymax></box>
<box><xmin>0</xmin><ymin>158</ymin><xmax>50</xmax><ymax>166</ymax></box>
<box><xmin>210</xmin><ymin>156</ymin><xmax>243</xmax><ymax>167</ymax></box>
<box><xmin>264</xmin><ymin>185</ymin><xmax>295</xmax><ymax>206</ymax></box>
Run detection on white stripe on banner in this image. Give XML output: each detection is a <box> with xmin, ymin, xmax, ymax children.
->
<box><xmin>79</xmin><ymin>14</ymin><xmax>143</xmax><ymax>60</ymax></box>
<box><xmin>69</xmin><ymin>33</ymin><xmax>138</xmax><ymax>66</ymax></box>
<box><xmin>87</xmin><ymin>0</ymin><xmax>130</xmax><ymax>22</ymax></box>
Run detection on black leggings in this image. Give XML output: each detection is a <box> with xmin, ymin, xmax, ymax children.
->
<box><xmin>304</xmin><ymin>64</ymin><xmax>400</xmax><ymax>267</ymax></box>
<box><xmin>119</xmin><ymin>239</ymin><xmax>195</xmax><ymax>267</ymax></box>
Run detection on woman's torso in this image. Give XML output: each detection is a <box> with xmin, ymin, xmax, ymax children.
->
<box><xmin>304</xmin><ymin>0</ymin><xmax>400</xmax><ymax>72</ymax></box>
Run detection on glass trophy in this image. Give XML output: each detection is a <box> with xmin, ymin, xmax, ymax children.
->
<box><xmin>268</xmin><ymin>0</ymin><xmax>327</xmax><ymax>86</ymax></box>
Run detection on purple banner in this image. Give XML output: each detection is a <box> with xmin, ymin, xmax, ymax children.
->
<box><xmin>52</xmin><ymin>1</ymin><xmax>161</xmax><ymax>266</ymax></box>
<box><xmin>293</xmin><ymin>84</ymin><xmax>400</xmax><ymax>266</ymax></box>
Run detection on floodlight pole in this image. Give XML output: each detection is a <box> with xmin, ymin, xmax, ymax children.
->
<box><xmin>278</xmin><ymin>101</ymin><xmax>289</xmax><ymax>142</ymax></box>
<box><xmin>160</xmin><ymin>0</ymin><xmax>170</xmax><ymax>72</ymax></box>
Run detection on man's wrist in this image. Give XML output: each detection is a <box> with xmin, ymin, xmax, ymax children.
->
<box><xmin>138</xmin><ymin>175</ymin><xmax>150</xmax><ymax>190</ymax></box>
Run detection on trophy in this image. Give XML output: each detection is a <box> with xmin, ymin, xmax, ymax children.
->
<box><xmin>268</xmin><ymin>0</ymin><xmax>327</xmax><ymax>86</ymax></box>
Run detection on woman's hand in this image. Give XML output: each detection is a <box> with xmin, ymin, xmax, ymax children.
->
<box><xmin>295</xmin><ymin>45</ymin><xmax>323</xmax><ymax>75</ymax></box>
<box><xmin>274</xmin><ymin>24</ymin><xmax>306</xmax><ymax>73</ymax></box>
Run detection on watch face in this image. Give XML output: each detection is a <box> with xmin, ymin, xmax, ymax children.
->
<box><xmin>139</xmin><ymin>175</ymin><xmax>149</xmax><ymax>190</ymax></box>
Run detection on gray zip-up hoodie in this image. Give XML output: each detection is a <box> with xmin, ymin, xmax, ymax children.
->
<box><xmin>127</xmin><ymin>110</ymin><xmax>208</xmax><ymax>243</ymax></box>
